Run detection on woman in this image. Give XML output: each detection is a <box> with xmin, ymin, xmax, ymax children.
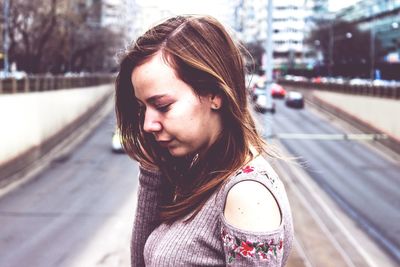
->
<box><xmin>115</xmin><ymin>15</ymin><xmax>293</xmax><ymax>266</ymax></box>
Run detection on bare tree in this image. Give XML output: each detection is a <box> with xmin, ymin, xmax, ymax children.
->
<box><xmin>1</xmin><ymin>0</ymin><xmax>124</xmax><ymax>73</ymax></box>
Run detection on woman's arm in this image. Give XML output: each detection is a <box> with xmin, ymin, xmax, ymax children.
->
<box><xmin>131</xmin><ymin>166</ymin><xmax>166</xmax><ymax>267</ymax></box>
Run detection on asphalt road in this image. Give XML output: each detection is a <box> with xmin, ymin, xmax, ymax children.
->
<box><xmin>1</xmin><ymin>98</ymin><xmax>399</xmax><ymax>267</ymax></box>
<box><xmin>0</xmin><ymin>114</ymin><xmax>139</xmax><ymax>267</ymax></box>
<box><xmin>263</xmin><ymin>98</ymin><xmax>400</xmax><ymax>264</ymax></box>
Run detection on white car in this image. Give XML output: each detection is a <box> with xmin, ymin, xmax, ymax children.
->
<box><xmin>252</xmin><ymin>85</ymin><xmax>276</xmax><ymax>114</ymax></box>
<box><xmin>111</xmin><ymin>129</ymin><xmax>124</xmax><ymax>153</ymax></box>
<box><xmin>0</xmin><ymin>70</ymin><xmax>28</xmax><ymax>80</ymax></box>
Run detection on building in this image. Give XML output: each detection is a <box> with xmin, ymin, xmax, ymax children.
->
<box><xmin>234</xmin><ymin>0</ymin><xmax>309</xmax><ymax>73</ymax></box>
<box><xmin>337</xmin><ymin>0</ymin><xmax>400</xmax><ymax>65</ymax></box>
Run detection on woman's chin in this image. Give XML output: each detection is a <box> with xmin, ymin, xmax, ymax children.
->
<box><xmin>168</xmin><ymin>147</ymin><xmax>189</xmax><ymax>158</ymax></box>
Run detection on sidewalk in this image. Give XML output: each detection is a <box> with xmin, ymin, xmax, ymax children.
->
<box><xmin>273</xmin><ymin>147</ymin><xmax>397</xmax><ymax>267</ymax></box>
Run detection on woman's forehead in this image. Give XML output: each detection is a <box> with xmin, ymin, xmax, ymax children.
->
<box><xmin>131</xmin><ymin>55</ymin><xmax>196</xmax><ymax>103</ymax></box>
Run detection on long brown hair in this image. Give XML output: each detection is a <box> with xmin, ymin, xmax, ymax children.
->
<box><xmin>115</xmin><ymin>15</ymin><xmax>269</xmax><ymax>224</ymax></box>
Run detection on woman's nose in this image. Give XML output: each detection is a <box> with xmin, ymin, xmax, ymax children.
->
<box><xmin>143</xmin><ymin>110</ymin><xmax>162</xmax><ymax>133</ymax></box>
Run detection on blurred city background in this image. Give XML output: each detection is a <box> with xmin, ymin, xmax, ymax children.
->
<box><xmin>0</xmin><ymin>0</ymin><xmax>399</xmax><ymax>267</ymax></box>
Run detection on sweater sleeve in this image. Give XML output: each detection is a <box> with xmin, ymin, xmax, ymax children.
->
<box><xmin>131</xmin><ymin>167</ymin><xmax>167</xmax><ymax>267</ymax></box>
<box><xmin>217</xmin><ymin>163</ymin><xmax>293</xmax><ymax>266</ymax></box>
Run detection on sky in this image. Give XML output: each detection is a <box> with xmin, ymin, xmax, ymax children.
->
<box><xmin>138</xmin><ymin>0</ymin><xmax>363</xmax><ymax>13</ymax></box>
<box><xmin>329</xmin><ymin>0</ymin><xmax>361</xmax><ymax>11</ymax></box>
<box><xmin>136</xmin><ymin>0</ymin><xmax>231</xmax><ymax>24</ymax></box>
<box><xmin>134</xmin><ymin>0</ymin><xmax>364</xmax><ymax>28</ymax></box>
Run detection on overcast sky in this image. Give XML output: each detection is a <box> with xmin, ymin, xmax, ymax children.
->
<box><xmin>329</xmin><ymin>0</ymin><xmax>361</xmax><ymax>11</ymax></box>
<box><xmin>135</xmin><ymin>0</ymin><xmax>231</xmax><ymax>23</ymax></box>
<box><xmin>135</xmin><ymin>0</ymin><xmax>363</xmax><ymax>23</ymax></box>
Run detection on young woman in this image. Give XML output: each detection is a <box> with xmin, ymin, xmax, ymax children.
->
<box><xmin>115</xmin><ymin>15</ymin><xmax>293</xmax><ymax>266</ymax></box>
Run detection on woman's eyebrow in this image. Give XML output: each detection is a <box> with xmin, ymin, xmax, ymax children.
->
<box><xmin>146</xmin><ymin>94</ymin><xmax>169</xmax><ymax>104</ymax></box>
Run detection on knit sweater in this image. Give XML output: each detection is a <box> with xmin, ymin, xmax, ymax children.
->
<box><xmin>131</xmin><ymin>156</ymin><xmax>293</xmax><ymax>266</ymax></box>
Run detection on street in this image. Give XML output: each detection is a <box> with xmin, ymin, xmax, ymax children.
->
<box><xmin>0</xmin><ymin>98</ymin><xmax>399</xmax><ymax>267</ymax></box>
<box><xmin>0</xmin><ymin>113</ymin><xmax>137</xmax><ymax>267</ymax></box>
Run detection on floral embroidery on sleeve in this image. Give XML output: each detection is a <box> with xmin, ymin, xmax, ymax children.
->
<box><xmin>221</xmin><ymin>227</ymin><xmax>283</xmax><ymax>264</ymax></box>
<box><xmin>242</xmin><ymin>165</ymin><xmax>255</xmax><ymax>174</ymax></box>
<box><xmin>235</xmin><ymin>165</ymin><xmax>278</xmax><ymax>189</ymax></box>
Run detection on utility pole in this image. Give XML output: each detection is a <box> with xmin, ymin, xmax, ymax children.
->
<box><xmin>370</xmin><ymin>18</ymin><xmax>375</xmax><ymax>80</ymax></box>
<box><xmin>264</xmin><ymin>0</ymin><xmax>273</xmax><ymax>86</ymax></box>
<box><xmin>263</xmin><ymin>0</ymin><xmax>274</xmax><ymax>139</ymax></box>
<box><xmin>328</xmin><ymin>22</ymin><xmax>334</xmax><ymax>77</ymax></box>
<box><xmin>3</xmin><ymin>0</ymin><xmax>10</xmax><ymax>76</ymax></box>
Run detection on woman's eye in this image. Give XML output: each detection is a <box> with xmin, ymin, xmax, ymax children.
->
<box><xmin>156</xmin><ymin>103</ymin><xmax>172</xmax><ymax>112</ymax></box>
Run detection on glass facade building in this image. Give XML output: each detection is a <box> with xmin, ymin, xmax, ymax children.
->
<box><xmin>337</xmin><ymin>0</ymin><xmax>400</xmax><ymax>63</ymax></box>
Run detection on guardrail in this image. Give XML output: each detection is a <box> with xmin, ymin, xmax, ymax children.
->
<box><xmin>0</xmin><ymin>74</ymin><xmax>116</xmax><ymax>94</ymax></box>
<box><xmin>278</xmin><ymin>79</ymin><xmax>400</xmax><ymax>100</ymax></box>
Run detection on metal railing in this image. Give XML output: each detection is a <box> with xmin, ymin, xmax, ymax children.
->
<box><xmin>278</xmin><ymin>79</ymin><xmax>400</xmax><ymax>99</ymax></box>
<box><xmin>0</xmin><ymin>74</ymin><xmax>116</xmax><ymax>94</ymax></box>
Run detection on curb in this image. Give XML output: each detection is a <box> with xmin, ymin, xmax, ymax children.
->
<box><xmin>284</xmin><ymin>85</ymin><xmax>400</xmax><ymax>156</ymax></box>
<box><xmin>0</xmin><ymin>86</ymin><xmax>115</xmax><ymax>190</ymax></box>
<box><xmin>308</xmin><ymin>93</ymin><xmax>400</xmax><ymax>156</ymax></box>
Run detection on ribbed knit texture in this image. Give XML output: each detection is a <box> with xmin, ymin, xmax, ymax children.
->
<box><xmin>131</xmin><ymin>156</ymin><xmax>293</xmax><ymax>266</ymax></box>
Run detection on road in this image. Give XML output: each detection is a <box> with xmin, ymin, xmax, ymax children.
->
<box><xmin>0</xmin><ymin>114</ymin><xmax>138</xmax><ymax>267</ymax></box>
<box><xmin>263</xmin><ymin>98</ymin><xmax>400</xmax><ymax>265</ymax></box>
<box><xmin>0</xmin><ymin>98</ymin><xmax>399</xmax><ymax>267</ymax></box>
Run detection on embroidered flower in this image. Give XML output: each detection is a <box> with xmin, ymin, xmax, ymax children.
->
<box><xmin>242</xmin><ymin>165</ymin><xmax>254</xmax><ymax>173</ymax></box>
<box><xmin>221</xmin><ymin>228</ymin><xmax>283</xmax><ymax>264</ymax></box>
<box><xmin>239</xmin><ymin>241</ymin><xmax>255</xmax><ymax>257</ymax></box>
<box><xmin>258</xmin><ymin>251</ymin><xmax>269</xmax><ymax>260</ymax></box>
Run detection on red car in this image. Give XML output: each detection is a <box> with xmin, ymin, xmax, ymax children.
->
<box><xmin>270</xmin><ymin>83</ymin><xmax>287</xmax><ymax>99</ymax></box>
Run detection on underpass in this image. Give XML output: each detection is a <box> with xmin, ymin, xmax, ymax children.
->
<box><xmin>0</xmin><ymin>82</ymin><xmax>399</xmax><ymax>266</ymax></box>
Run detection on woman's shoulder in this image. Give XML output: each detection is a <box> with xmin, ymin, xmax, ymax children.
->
<box><xmin>220</xmin><ymin>155</ymin><xmax>282</xmax><ymax>198</ymax></box>
<box><xmin>215</xmin><ymin>156</ymin><xmax>291</xmax><ymax>265</ymax></box>
<box><xmin>216</xmin><ymin>156</ymin><xmax>284</xmax><ymax>231</ymax></box>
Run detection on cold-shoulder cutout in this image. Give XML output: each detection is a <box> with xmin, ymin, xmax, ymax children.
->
<box><xmin>224</xmin><ymin>180</ymin><xmax>282</xmax><ymax>232</ymax></box>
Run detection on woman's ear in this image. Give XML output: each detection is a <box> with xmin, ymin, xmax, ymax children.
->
<box><xmin>210</xmin><ymin>94</ymin><xmax>222</xmax><ymax>110</ymax></box>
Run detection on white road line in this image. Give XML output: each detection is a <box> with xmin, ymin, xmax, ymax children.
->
<box><xmin>268</xmin><ymin>133</ymin><xmax>388</xmax><ymax>141</ymax></box>
<box><xmin>293</xmin><ymin>237</ymin><xmax>314</xmax><ymax>267</ymax></box>
<box><xmin>275</xmin><ymin>147</ymin><xmax>379</xmax><ymax>267</ymax></box>
<box><xmin>275</xmin><ymin>160</ymin><xmax>358</xmax><ymax>267</ymax></box>
<box><xmin>306</xmin><ymin>101</ymin><xmax>400</xmax><ymax>164</ymax></box>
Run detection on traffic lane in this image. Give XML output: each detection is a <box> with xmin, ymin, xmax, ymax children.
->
<box><xmin>265</xmin><ymin>100</ymin><xmax>400</xmax><ymax>262</ymax></box>
<box><xmin>0</xmin><ymin>113</ymin><xmax>138</xmax><ymax>267</ymax></box>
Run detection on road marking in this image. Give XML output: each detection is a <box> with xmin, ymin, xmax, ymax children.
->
<box><xmin>267</xmin><ymin>133</ymin><xmax>388</xmax><ymax>141</ymax></box>
<box><xmin>293</xmin><ymin>237</ymin><xmax>314</xmax><ymax>267</ymax></box>
<box><xmin>274</xmin><ymin>147</ymin><xmax>379</xmax><ymax>267</ymax></box>
<box><xmin>275</xmin><ymin>160</ymin><xmax>358</xmax><ymax>267</ymax></box>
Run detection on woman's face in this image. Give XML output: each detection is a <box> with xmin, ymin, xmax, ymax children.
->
<box><xmin>131</xmin><ymin>53</ymin><xmax>222</xmax><ymax>157</ymax></box>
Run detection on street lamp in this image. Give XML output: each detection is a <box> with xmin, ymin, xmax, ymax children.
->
<box><xmin>328</xmin><ymin>26</ymin><xmax>352</xmax><ymax>77</ymax></box>
<box><xmin>3</xmin><ymin>0</ymin><xmax>10</xmax><ymax>76</ymax></box>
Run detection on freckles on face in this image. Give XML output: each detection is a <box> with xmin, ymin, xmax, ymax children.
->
<box><xmin>131</xmin><ymin>52</ymin><xmax>222</xmax><ymax>157</ymax></box>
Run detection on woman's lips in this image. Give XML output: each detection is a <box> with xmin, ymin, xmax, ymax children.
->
<box><xmin>157</xmin><ymin>140</ymin><xmax>172</xmax><ymax>147</ymax></box>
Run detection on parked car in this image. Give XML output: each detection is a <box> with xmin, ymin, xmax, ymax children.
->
<box><xmin>0</xmin><ymin>70</ymin><xmax>28</xmax><ymax>80</ymax></box>
<box><xmin>285</xmin><ymin>91</ymin><xmax>304</xmax><ymax>109</ymax></box>
<box><xmin>112</xmin><ymin>128</ymin><xmax>124</xmax><ymax>153</ymax></box>
<box><xmin>252</xmin><ymin>82</ymin><xmax>276</xmax><ymax>114</ymax></box>
<box><xmin>270</xmin><ymin>83</ymin><xmax>286</xmax><ymax>99</ymax></box>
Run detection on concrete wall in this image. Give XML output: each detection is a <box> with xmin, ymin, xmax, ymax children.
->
<box><xmin>313</xmin><ymin>91</ymin><xmax>400</xmax><ymax>141</ymax></box>
<box><xmin>0</xmin><ymin>84</ymin><xmax>114</xmax><ymax>182</ymax></box>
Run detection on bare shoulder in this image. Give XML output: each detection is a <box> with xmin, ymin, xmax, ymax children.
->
<box><xmin>223</xmin><ymin>180</ymin><xmax>282</xmax><ymax>232</ymax></box>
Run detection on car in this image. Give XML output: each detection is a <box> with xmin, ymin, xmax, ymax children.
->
<box><xmin>0</xmin><ymin>70</ymin><xmax>28</xmax><ymax>80</ymax></box>
<box><xmin>270</xmin><ymin>83</ymin><xmax>286</xmax><ymax>99</ymax></box>
<box><xmin>251</xmin><ymin>82</ymin><xmax>276</xmax><ymax>114</ymax></box>
<box><xmin>111</xmin><ymin>128</ymin><xmax>124</xmax><ymax>153</ymax></box>
<box><xmin>285</xmin><ymin>91</ymin><xmax>304</xmax><ymax>109</ymax></box>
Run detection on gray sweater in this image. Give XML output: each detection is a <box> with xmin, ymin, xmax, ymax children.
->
<box><xmin>131</xmin><ymin>156</ymin><xmax>293</xmax><ymax>266</ymax></box>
